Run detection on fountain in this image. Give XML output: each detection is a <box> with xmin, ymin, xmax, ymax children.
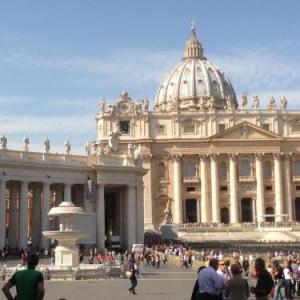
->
<box><xmin>43</xmin><ymin>200</ymin><xmax>88</xmax><ymax>266</ymax></box>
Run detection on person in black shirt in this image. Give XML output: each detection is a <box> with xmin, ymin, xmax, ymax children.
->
<box><xmin>251</xmin><ymin>257</ymin><xmax>274</xmax><ymax>300</ymax></box>
<box><xmin>128</xmin><ymin>262</ymin><xmax>138</xmax><ymax>295</ymax></box>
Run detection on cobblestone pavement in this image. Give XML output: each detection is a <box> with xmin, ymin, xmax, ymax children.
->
<box><xmin>1</xmin><ymin>262</ymin><xmax>300</xmax><ymax>300</ymax></box>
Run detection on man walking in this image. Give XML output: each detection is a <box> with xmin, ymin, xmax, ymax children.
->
<box><xmin>198</xmin><ymin>258</ymin><xmax>224</xmax><ymax>299</ymax></box>
<box><xmin>2</xmin><ymin>253</ymin><xmax>45</xmax><ymax>300</ymax></box>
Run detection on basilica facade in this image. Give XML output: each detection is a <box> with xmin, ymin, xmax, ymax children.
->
<box><xmin>97</xmin><ymin>27</ymin><xmax>300</xmax><ymax>230</ymax></box>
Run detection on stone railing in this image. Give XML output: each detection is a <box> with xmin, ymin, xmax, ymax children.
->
<box><xmin>177</xmin><ymin>221</ymin><xmax>300</xmax><ymax>232</ymax></box>
<box><xmin>0</xmin><ymin>149</ymin><xmax>88</xmax><ymax>166</ymax></box>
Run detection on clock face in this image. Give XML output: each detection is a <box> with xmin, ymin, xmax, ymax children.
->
<box><xmin>119</xmin><ymin>101</ymin><xmax>131</xmax><ymax>113</ymax></box>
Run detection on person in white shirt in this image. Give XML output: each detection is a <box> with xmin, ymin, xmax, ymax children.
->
<box><xmin>217</xmin><ymin>259</ymin><xmax>231</xmax><ymax>300</ymax></box>
<box><xmin>283</xmin><ymin>259</ymin><xmax>293</xmax><ymax>300</ymax></box>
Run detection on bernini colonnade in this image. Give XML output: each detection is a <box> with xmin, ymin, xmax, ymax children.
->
<box><xmin>0</xmin><ymin>149</ymin><xmax>146</xmax><ymax>250</ymax></box>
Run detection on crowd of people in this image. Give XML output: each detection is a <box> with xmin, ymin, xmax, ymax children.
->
<box><xmin>190</xmin><ymin>255</ymin><xmax>300</xmax><ymax>300</ymax></box>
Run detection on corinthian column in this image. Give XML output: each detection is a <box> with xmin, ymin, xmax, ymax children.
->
<box><xmin>41</xmin><ymin>182</ymin><xmax>50</xmax><ymax>249</ymax></box>
<box><xmin>19</xmin><ymin>181</ymin><xmax>29</xmax><ymax>249</ymax></box>
<box><xmin>172</xmin><ymin>155</ymin><xmax>182</xmax><ymax>223</ymax></box>
<box><xmin>274</xmin><ymin>153</ymin><xmax>284</xmax><ymax>222</ymax></box>
<box><xmin>255</xmin><ymin>154</ymin><xmax>265</xmax><ymax>223</ymax></box>
<box><xmin>127</xmin><ymin>185</ymin><xmax>137</xmax><ymax>248</ymax></box>
<box><xmin>283</xmin><ymin>154</ymin><xmax>293</xmax><ymax>221</ymax></box>
<box><xmin>0</xmin><ymin>180</ymin><xmax>6</xmax><ymax>249</ymax></box>
<box><xmin>96</xmin><ymin>184</ymin><xmax>105</xmax><ymax>249</ymax></box>
<box><xmin>210</xmin><ymin>154</ymin><xmax>220</xmax><ymax>223</ymax></box>
<box><xmin>229</xmin><ymin>154</ymin><xmax>239</xmax><ymax>224</ymax></box>
<box><xmin>200</xmin><ymin>155</ymin><xmax>209</xmax><ymax>222</ymax></box>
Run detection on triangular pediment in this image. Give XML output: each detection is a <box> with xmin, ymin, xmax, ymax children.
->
<box><xmin>210</xmin><ymin>121</ymin><xmax>282</xmax><ymax>140</ymax></box>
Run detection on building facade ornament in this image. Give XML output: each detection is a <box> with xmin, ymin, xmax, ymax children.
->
<box><xmin>43</xmin><ymin>137</ymin><xmax>50</xmax><ymax>154</ymax></box>
<box><xmin>21</xmin><ymin>136</ymin><xmax>30</xmax><ymax>152</ymax></box>
<box><xmin>267</xmin><ymin>96</ymin><xmax>276</xmax><ymax>111</ymax></box>
<box><xmin>108</xmin><ymin>131</ymin><xmax>120</xmax><ymax>153</ymax></box>
<box><xmin>64</xmin><ymin>139</ymin><xmax>71</xmax><ymax>155</ymax></box>
<box><xmin>0</xmin><ymin>134</ymin><xmax>7</xmax><ymax>150</ymax></box>
<box><xmin>252</xmin><ymin>96</ymin><xmax>260</xmax><ymax>110</ymax></box>
<box><xmin>280</xmin><ymin>96</ymin><xmax>288</xmax><ymax>111</ymax></box>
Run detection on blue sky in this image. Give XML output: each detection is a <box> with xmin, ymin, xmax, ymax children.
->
<box><xmin>0</xmin><ymin>0</ymin><xmax>299</xmax><ymax>153</ymax></box>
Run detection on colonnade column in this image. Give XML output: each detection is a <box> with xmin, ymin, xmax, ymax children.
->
<box><xmin>136</xmin><ymin>184</ymin><xmax>144</xmax><ymax>244</ymax></box>
<box><xmin>172</xmin><ymin>155</ymin><xmax>182</xmax><ymax>224</ymax></box>
<box><xmin>274</xmin><ymin>154</ymin><xmax>284</xmax><ymax>222</ymax></box>
<box><xmin>229</xmin><ymin>154</ymin><xmax>239</xmax><ymax>224</ymax></box>
<box><xmin>127</xmin><ymin>185</ymin><xmax>137</xmax><ymax>248</ymax></box>
<box><xmin>32</xmin><ymin>185</ymin><xmax>42</xmax><ymax>246</ymax></box>
<box><xmin>283</xmin><ymin>154</ymin><xmax>293</xmax><ymax>221</ymax></box>
<box><xmin>41</xmin><ymin>182</ymin><xmax>50</xmax><ymax>249</ymax></box>
<box><xmin>255</xmin><ymin>154</ymin><xmax>265</xmax><ymax>223</ymax></box>
<box><xmin>64</xmin><ymin>183</ymin><xmax>71</xmax><ymax>202</ymax></box>
<box><xmin>8</xmin><ymin>182</ymin><xmax>18</xmax><ymax>247</ymax></box>
<box><xmin>96</xmin><ymin>184</ymin><xmax>105</xmax><ymax>250</ymax></box>
<box><xmin>200</xmin><ymin>155</ymin><xmax>209</xmax><ymax>223</ymax></box>
<box><xmin>19</xmin><ymin>181</ymin><xmax>28</xmax><ymax>249</ymax></box>
<box><xmin>210</xmin><ymin>154</ymin><xmax>220</xmax><ymax>223</ymax></box>
<box><xmin>0</xmin><ymin>180</ymin><xmax>6</xmax><ymax>248</ymax></box>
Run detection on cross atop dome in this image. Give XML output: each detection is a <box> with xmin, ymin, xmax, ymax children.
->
<box><xmin>183</xmin><ymin>22</ymin><xmax>204</xmax><ymax>60</ymax></box>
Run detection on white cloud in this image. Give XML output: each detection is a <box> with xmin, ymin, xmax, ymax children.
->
<box><xmin>212</xmin><ymin>44</ymin><xmax>300</xmax><ymax>94</ymax></box>
<box><xmin>0</xmin><ymin>115</ymin><xmax>93</xmax><ymax>134</ymax></box>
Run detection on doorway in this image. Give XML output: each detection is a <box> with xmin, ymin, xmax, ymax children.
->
<box><xmin>241</xmin><ymin>198</ymin><xmax>253</xmax><ymax>222</ymax></box>
<box><xmin>185</xmin><ymin>199</ymin><xmax>197</xmax><ymax>223</ymax></box>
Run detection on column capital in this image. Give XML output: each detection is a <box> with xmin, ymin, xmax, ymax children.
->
<box><xmin>273</xmin><ymin>152</ymin><xmax>284</xmax><ymax>160</ymax></box>
<box><xmin>283</xmin><ymin>152</ymin><xmax>293</xmax><ymax>161</ymax></box>
<box><xmin>171</xmin><ymin>154</ymin><xmax>182</xmax><ymax>162</ymax></box>
<box><xmin>199</xmin><ymin>154</ymin><xmax>209</xmax><ymax>161</ymax></box>
<box><xmin>210</xmin><ymin>154</ymin><xmax>219</xmax><ymax>161</ymax></box>
<box><xmin>254</xmin><ymin>153</ymin><xmax>265</xmax><ymax>160</ymax></box>
<box><xmin>228</xmin><ymin>153</ymin><xmax>238</xmax><ymax>161</ymax></box>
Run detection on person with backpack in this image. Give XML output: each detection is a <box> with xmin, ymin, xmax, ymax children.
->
<box><xmin>251</xmin><ymin>257</ymin><xmax>274</xmax><ymax>300</ymax></box>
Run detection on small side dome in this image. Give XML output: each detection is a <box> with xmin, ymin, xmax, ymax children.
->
<box><xmin>154</xmin><ymin>26</ymin><xmax>237</xmax><ymax>112</ymax></box>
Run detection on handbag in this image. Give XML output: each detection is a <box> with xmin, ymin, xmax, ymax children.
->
<box><xmin>126</xmin><ymin>271</ymin><xmax>132</xmax><ymax>278</ymax></box>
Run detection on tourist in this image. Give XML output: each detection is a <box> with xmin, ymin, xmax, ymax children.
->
<box><xmin>217</xmin><ymin>259</ymin><xmax>231</xmax><ymax>300</ymax></box>
<box><xmin>283</xmin><ymin>259</ymin><xmax>293</xmax><ymax>300</ymax></box>
<box><xmin>291</xmin><ymin>258</ymin><xmax>300</xmax><ymax>296</ymax></box>
<box><xmin>225</xmin><ymin>264</ymin><xmax>249</xmax><ymax>300</ymax></box>
<box><xmin>251</xmin><ymin>257</ymin><xmax>274</xmax><ymax>300</ymax></box>
<box><xmin>197</xmin><ymin>258</ymin><xmax>224</xmax><ymax>299</ymax></box>
<box><xmin>272</xmin><ymin>260</ymin><xmax>284</xmax><ymax>300</ymax></box>
<box><xmin>128</xmin><ymin>261</ymin><xmax>138</xmax><ymax>295</ymax></box>
<box><xmin>2</xmin><ymin>253</ymin><xmax>45</xmax><ymax>300</ymax></box>
<box><xmin>191</xmin><ymin>266</ymin><xmax>206</xmax><ymax>300</ymax></box>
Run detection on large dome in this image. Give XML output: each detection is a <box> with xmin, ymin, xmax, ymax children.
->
<box><xmin>154</xmin><ymin>26</ymin><xmax>237</xmax><ymax>112</ymax></box>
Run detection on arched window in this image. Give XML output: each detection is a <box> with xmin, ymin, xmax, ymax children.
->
<box><xmin>294</xmin><ymin>160</ymin><xmax>300</xmax><ymax>176</ymax></box>
<box><xmin>219</xmin><ymin>162</ymin><xmax>227</xmax><ymax>179</ymax></box>
<box><xmin>264</xmin><ymin>161</ymin><xmax>272</xmax><ymax>177</ymax></box>
<box><xmin>159</xmin><ymin>163</ymin><xmax>166</xmax><ymax>179</ymax></box>
<box><xmin>240</xmin><ymin>160</ymin><xmax>251</xmax><ymax>177</ymax></box>
<box><xmin>185</xmin><ymin>161</ymin><xmax>196</xmax><ymax>178</ymax></box>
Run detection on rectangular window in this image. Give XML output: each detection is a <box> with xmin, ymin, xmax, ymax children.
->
<box><xmin>218</xmin><ymin>124</ymin><xmax>226</xmax><ymax>133</ymax></box>
<box><xmin>296</xmin><ymin>185</ymin><xmax>300</xmax><ymax>191</ymax></box>
<box><xmin>119</xmin><ymin>121</ymin><xmax>130</xmax><ymax>134</ymax></box>
<box><xmin>186</xmin><ymin>186</ymin><xmax>196</xmax><ymax>192</ymax></box>
<box><xmin>265</xmin><ymin>185</ymin><xmax>272</xmax><ymax>191</ymax></box>
<box><xmin>157</xmin><ymin>124</ymin><xmax>166</xmax><ymax>135</ymax></box>
<box><xmin>183</xmin><ymin>121</ymin><xmax>195</xmax><ymax>134</ymax></box>
<box><xmin>262</xmin><ymin>123</ymin><xmax>270</xmax><ymax>131</ymax></box>
<box><xmin>220</xmin><ymin>186</ymin><xmax>228</xmax><ymax>192</ymax></box>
